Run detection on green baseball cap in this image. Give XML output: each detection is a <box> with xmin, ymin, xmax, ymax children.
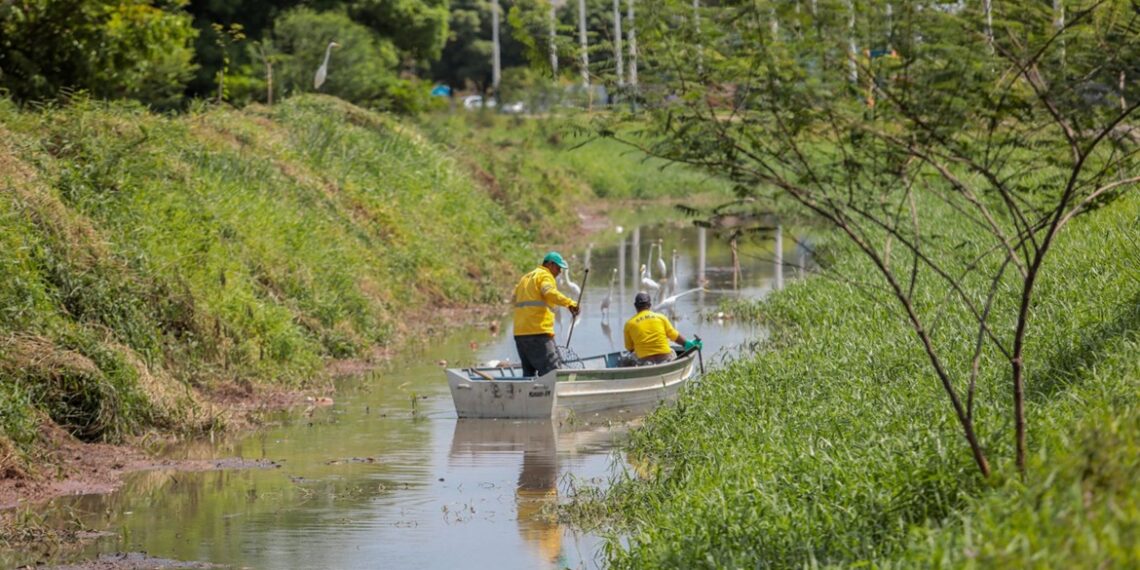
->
<box><xmin>542</xmin><ymin>251</ymin><xmax>568</xmax><ymax>269</ymax></box>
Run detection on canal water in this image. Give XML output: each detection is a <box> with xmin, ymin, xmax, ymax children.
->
<box><xmin>7</xmin><ymin>222</ymin><xmax>807</xmax><ymax>569</ymax></box>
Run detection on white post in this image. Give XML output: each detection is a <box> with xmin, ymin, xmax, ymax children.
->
<box><xmin>550</xmin><ymin>2</ymin><xmax>559</xmax><ymax>78</ymax></box>
<box><xmin>632</xmin><ymin>227</ymin><xmax>641</xmax><ymax>290</ymax></box>
<box><xmin>1054</xmin><ymin>0</ymin><xmax>1065</xmax><ymax>66</ymax></box>
<box><xmin>492</xmin><ymin>0</ymin><xmax>502</xmax><ymax>91</ymax></box>
<box><xmin>846</xmin><ymin>0</ymin><xmax>857</xmax><ymax>84</ymax></box>
<box><xmin>578</xmin><ymin>0</ymin><xmax>590</xmax><ymax>89</ymax></box>
<box><xmin>627</xmin><ymin>0</ymin><xmax>638</xmax><ymax>88</ymax></box>
<box><xmin>693</xmin><ymin>0</ymin><xmax>702</xmax><ymax>73</ymax></box>
<box><xmin>886</xmin><ymin>2</ymin><xmax>893</xmax><ymax>51</ymax></box>
<box><xmin>983</xmin><ymin>0</ymin><xmax>993</xmax><ymax>48</ymax></box>
<box><xmin>698</xmin><ymin>227</ymin><xmax>707</xmax><ymax>286</ymax></box>
<box><xmin>774</xmin><ymin>225</ymin><xmax>784</xmax><ymax>290</ymax></box>
<box><xmin>613</xmin><ymin>0</ymin><xmax>624</xmax><ymax>86</ymax></box>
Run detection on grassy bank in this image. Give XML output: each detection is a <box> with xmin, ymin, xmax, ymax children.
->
<box><xmin>592</xmin><ymin>192</ymin><xmax>1139</xmax><ymax>567</ymax></box>
<box><xmin>0</xmin><ymin>95</ymin><xmax>539</xmax><ymax>475</ymax></box>
<box><xmin>418</xmin><ymin>112</ymin><xmax>735</xmax><ymax>242</ymax></box>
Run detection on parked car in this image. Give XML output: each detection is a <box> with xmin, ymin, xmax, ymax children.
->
<box><xmin>462</xmin><ymin>95</ymin><xmax>496</xmax><ymax>110</ymax></box>
<box><xmin>500</xmin><ymin>101</ymin><xmax>526</xmax><ymax>114</ymax></box>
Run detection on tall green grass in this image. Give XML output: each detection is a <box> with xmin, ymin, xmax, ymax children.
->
<box><xmin>0</xmin><ymin>95</ymin><xmax>535</xmax><ymax>466</ymax></box>
<box><xmin>593</xmin><ymin>193</ymin><xmax>1140</xmax><ymax>567</ymax></box>
<box><xmin>419</xmin><ymin>113</ymin><xmax>735</xmax><ymax>205</ymax></box>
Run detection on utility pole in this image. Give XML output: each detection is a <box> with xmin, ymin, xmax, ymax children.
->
<box><xmin>983</xmin><ymin>0</ymin><xmax>993</xmax><ymax>48</ymax></box>
<box><xmin>627</xmin><ymin>0</ymin><xmax>638</xmax><ymax>88</ymax></box>
<box><xmin>492</xmin><ymin>0</ymin><xmax>502</xmax><ymax>92</ymax></box>
<box><xmin>694</xmin><ymin>0</ymin><xmax>702</xmax><ymax>73</ymax></box>
<box><xmin>613</xmin><ymin>0</ymin><xmax>624</xmax><ymax>86</ymax></box>
<box><xmin>845</xmin><ymin>0</ymin><xmax>857</xmax><ymax>85</ymax></box>
<box><xmin>578</xmin><ymin>0</ymin><xmax>590</xmax><ymax>90</ymax></box>
<box><xmin>550</xmin><ymin>2</ymin><xmax>559</xmax><ymax>78</ymax></box>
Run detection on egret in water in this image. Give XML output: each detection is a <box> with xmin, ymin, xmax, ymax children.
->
<box><xmin>313</xmin><ymin>41</ymin><xmax>340</xmax><ymax>90</ymax></box>
<box><xmin>599</xmin><ymin>267</ymin><xmax>617</xmax><ymax>322</ymax></box>
<box><xmin>655</xmin><ymin>239</ymin><xmax>668</xmax><ymax>281</ymax></box>
<box><xmin>644</xmin><ymin>243</ymin><xmax>657</xmax><ymax>280</ymax></box>
<box><xmin>653</xmin><ymin>287</ymin><xmax>705</xmax><ymax>315</ymax></box>
<box><xmin>639</xmin><ymin>264</ymin><xmax>661</xmax><ymax>296</ymax></box>
<box><xmin>559</xmin><ymin>266</ymin><xmax>582</xmax><ymax>299</ymax></box>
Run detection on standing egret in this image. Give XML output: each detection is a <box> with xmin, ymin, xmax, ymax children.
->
<box><xmin>313</xmin><ymin>41</ymin><xmax>340</xmax><ymax>90</ymax></box>
<box><xmin>560</xmin><ymin>267</ymin><xmax>582</xmax><ymax>300</ymax></box>
<box><xmin>644</xmin><ymin>243</ymin><xmax>657</xmax><ymax>280</ymax></box>
<box><xmin>639</xmin><ymin>264</ymin><xmax>660</xmax><ymax>296</ymax></box>
<box><xmin>599</xmin><ymin>267</ymin><xmax>617</xmax><ymax>322</ymax></box>
<box><xmin>654</xmin><ymin>239</ymin><xmax>667</xmax><ymax>281</ymax></box>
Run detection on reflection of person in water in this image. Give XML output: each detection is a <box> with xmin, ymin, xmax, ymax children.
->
<box><xmin>516</xmin><ymin>427</ymin><xmax>562</xmax><ymax>566</ymax></box>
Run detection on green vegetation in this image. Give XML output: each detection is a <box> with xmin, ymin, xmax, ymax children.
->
<box><xmin>0</xmin><ymin>95</ymin><xmax>535</xmax><ymax>473</ymax></box>
<box><xmin>589</xmin><ymin>194</ymin><xmax>1139</xmax><ymax>567</ymax></box>
<box><xmin>420</xmin><ymin>113</ymin><xmax>734</xmax><ymax>213</ymax></box>
<box><xmin>0</xmin><ymin>0</ymin><xmax>199</xmax><ymax>108</ymax></box>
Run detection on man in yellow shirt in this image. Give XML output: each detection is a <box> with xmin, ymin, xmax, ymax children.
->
<box><xmin>512</xmin><ymin>252</ymin><xmax>581</xmax><ymax>377</ymax></box>
<box><xmin>623</xmin><ymin>292</ymin><xmax>700</xmax><ymax>365</ymax></box>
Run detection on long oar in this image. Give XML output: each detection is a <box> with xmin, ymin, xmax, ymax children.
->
<box><xmin>564</xmin><ymin>267</ymin><xmax>589</xmax><ymax>349</ymax></box>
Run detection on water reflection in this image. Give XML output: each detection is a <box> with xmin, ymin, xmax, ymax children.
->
<box><xmin>450</xmin><ymin>420</ymin><xmax>561</xmax><ymax>565</ymax></box>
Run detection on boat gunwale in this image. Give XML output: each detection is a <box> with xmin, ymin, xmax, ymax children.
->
<box><xmin>449</xmin><ymin>351</ymin><xmax>698</xmax><ymax>382</ymax></box>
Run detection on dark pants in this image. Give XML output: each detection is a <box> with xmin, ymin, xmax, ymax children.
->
<box><xmin>515</xmin><ymin>334</ymin><xmax>562</xmax><ymax>377</ymax></box>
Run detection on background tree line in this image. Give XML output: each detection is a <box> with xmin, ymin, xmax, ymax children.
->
<box><xmin>0</xmin><ymin>0</ymin><xmax>649</xmax><ymax>111</ymax></box>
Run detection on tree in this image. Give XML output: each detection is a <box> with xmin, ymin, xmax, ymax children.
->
<box><xmin>601</xmin><ymin>0</ymin><xmax>1140</xmax><ymax>476</ymax></box>
<box><xmin>182</xmin><ymin>0</ymin><xmax>311</xmax><ymax>100</ymax></box>
<box><xmin>0</xmin><ymin>0</ymin><xmax>198</xmax><ymax>107</ymax></box>
<box><xmin>350</xmin><ymin>0</ymin><xmax>450</xmax><ymax>62</ymax></box>
<box><xmin>271</xmin><ymin>8</ymin><xmax>400</xmax><ymax>106</ymax></box>
<box><xmin>433</xmin><ymin>0</ymin><xmax>529</xmax><ymax>96</ymax></box>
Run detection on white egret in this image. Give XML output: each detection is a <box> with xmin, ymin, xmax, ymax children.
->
<box><xmin>639</xmin><ymin>264</ymin><xmax>660</xmax><ymax>294</ymax></box>
<box><xmin>599</xmin><ymin>267</ymin><xmax>617</xmax><ymax>321</ymax></box>
<box><xmin>313</xmin><ymin>41</ymin><xmax>340</xmax><ymax>90</ymax></box>
<box><xmin>653</xmin><ymin>287</ymin><xmax>705</xmax><ymax>314</ymax></box>
<box><xmin>655</xmin><ymin>239</ymin><xmax>667</xmax><ymax>280</ymax></box>
<box><xmin>560</xmin><ymin>266</ymin><xmax>582</xmax><ymax>299</ymax></box>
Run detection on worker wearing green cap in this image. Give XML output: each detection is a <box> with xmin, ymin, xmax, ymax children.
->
<box><xmin>511</xmin><ymin>251</ymin><xmax>581</xmax><ymax>377</ymax></box>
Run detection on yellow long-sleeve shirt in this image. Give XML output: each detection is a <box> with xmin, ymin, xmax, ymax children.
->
<box><xmin>623</xmin><ymin>309</ymin><xmax>680</xmax><ymax>358</ymax></box>
<box><xmin>512</xmin><ymin>266</ymin><xmax>578</xmax><ymax>336</ymax></box>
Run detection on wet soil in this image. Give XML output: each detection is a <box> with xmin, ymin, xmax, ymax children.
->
<box><xmin>23</xmin><ymin>552</ymin><xmax>222</xmax><ymax>569</ymax></box>
<box><xmin>0</xmin><ymin>422</ymin><xmax>282</xmax><ymax>511</ymax></box>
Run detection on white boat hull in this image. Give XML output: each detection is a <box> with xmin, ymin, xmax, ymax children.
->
<box><xmin>446</xmin><ymin>369</ymin><xmax>557</xmax><ymax>419</ymax></box>
<box><xmin>446</xmin><ymin>351</ymin><xmax>699</xmax><ymax>419</ymax></box>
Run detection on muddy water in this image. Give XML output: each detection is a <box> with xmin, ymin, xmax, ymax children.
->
<box><xmin>8</xmin><ymin>222</ymin><xmax>806</xmax><ymax>569</ymax></box>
